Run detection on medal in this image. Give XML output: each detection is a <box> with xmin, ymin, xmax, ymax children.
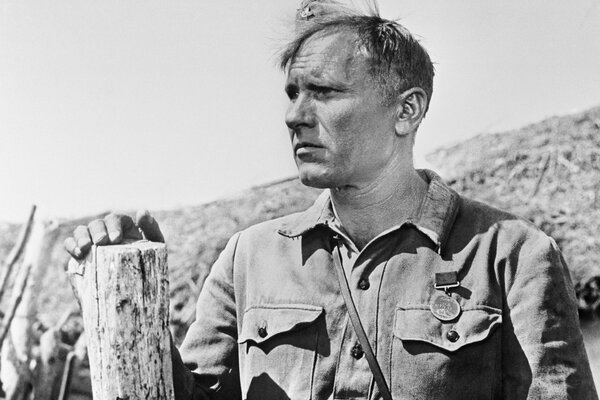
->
<box><xmin>430</xmin><ymin>294</ymin><xmax>461</xmax><ymax>321</ymax></box>
<box><xmin>430</xmin><ymin>271</ymin><xmax>462</xmax><ymax>321</ymax></box>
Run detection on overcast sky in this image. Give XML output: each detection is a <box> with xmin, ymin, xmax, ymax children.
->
<box><xmin>1</xmin><ymin>0</ymin><xmax>599</xmax><ymax>222</ymax></box>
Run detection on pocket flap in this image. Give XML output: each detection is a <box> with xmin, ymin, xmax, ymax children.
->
<box><xmin>394</xmin><ymin>306</ymin><xmax>502</xmax><ymax>352</ymax></box>
<box><xmin>239</xmin><ymin>304</ymin><xmax>323</xmax><ymax>345</ymax></box>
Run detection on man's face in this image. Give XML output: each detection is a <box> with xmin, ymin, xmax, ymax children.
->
<box><xmin>284</xmin><ymin>31</ymin><xmax>398</xmax><ymax>189</ymax></box>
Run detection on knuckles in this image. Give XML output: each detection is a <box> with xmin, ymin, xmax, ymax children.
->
<box><xmin>64</xmin><ymin>211</ymin><xmax>162</xmax><ymax>259</ymax></box>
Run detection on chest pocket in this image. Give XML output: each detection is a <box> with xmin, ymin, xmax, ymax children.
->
<box><xmin>390</xmin><ymin>305</ymin><xmax>502</xmax><ymax>399</ymax></box>
<box><xmin>238</xmin><ymin>304</ymin><xmax>323</xmax><ymax>400</ymax></box>
<box><xmin>394</xmin><ymin>305</ymin><xmax>502</xmax><ymax>351</ymax></box>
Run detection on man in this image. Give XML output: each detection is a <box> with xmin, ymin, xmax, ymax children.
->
<box><xmin>65</xmin><ymin>2</ymin><xmax>597</xmax><ymax>399</ymax></box>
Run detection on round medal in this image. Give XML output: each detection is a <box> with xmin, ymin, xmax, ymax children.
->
<box><xmin>430</xmin><ymin>294</ymin><xmax>461</xmax><ymax>321</ymax></box>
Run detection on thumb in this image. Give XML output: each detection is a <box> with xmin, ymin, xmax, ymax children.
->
<box><xmin>135</xmin><ymin>209</ymin><xmax>165</xmax><ymax>243</ymax></box>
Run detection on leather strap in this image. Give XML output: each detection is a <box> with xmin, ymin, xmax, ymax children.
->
<box><xmin>331</xmin><ymin>236</ymin><xmax>393</xmax><ymax>400</ymax></box>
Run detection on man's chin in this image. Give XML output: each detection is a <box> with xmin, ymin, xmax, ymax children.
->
<box><xmin>297</xmin><ymin>170</ymin><xmax>337</xmax><ymax>189</ymax></box>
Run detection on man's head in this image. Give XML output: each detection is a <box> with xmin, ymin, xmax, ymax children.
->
<box><xmin>280</xmin><ymin>9</ymin><xmax>434</xmax><ymax>111</ymax></box>
<box><xmin>281</xmin><ymin>4</ymin><xmax>434</xmax><ymax>190</ymax></box>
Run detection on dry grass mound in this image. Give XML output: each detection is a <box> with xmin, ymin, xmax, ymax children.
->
<box><xmin>427</xmin><ymin>105</ymin><xmax>600</xmax><ymax>317</ymax></box>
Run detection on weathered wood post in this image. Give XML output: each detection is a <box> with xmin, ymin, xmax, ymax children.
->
<box><xmin>67</xmin><ymin>241</ymin><xmax>174</xmax><ymax>400</ymax></box>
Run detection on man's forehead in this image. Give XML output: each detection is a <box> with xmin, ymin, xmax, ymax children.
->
<box><xmin>287</xmin><ymin>31</ymin><xmax>368</xmax><ymax>81</ymax></box>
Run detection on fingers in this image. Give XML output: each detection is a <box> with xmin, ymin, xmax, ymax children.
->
<box><xmin>73</xmin><ymin>225</ymin><xmax>93</xmax><ymax>256</ymax></box>
<box><xmin>88</xmin><ymin>219</ymin><xmax>109</xmax><ymax>246</ymax></box>
<box><xmin>104</xmin><ymin>214</ymin><xmax>142</xmax><ymax>243</ymax></box>
<box><xmin>64</xmin><ymin>211</ymin><xmax>160</xmax><ymax>260</ymax></box>
<box><xmin>65</xmin><ymin>221</ymin><xmax>107</xmax><ymax>259</ymax></box>
<box><xmin>64</xmin><ymin>237</ymin><xmax>82</xmax><ymax>259</ymax></box>
<box><xmin>120</xmin><ymin>214</ymin><xmax>144</xmax><ymax>241</ymax></box>
<box><xmin>104</xmin><ymin>213</ymin><xmax>123</xmax><ymax>243</ymax></box>
<box><xmin>136</xmin><ymin>209</ymin><xmax>165</xmax><ymax>243</ymax></box>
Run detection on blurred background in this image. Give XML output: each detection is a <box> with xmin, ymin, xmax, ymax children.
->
<box><xmin>0</xmin><ymin>0</ymin><xmax>599</xmax><ymax>398</ymax></box>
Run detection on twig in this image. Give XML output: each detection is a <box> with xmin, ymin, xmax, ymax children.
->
<box><xmin>531</xmin><ymin>153</ymin><xmax>551</xmax><ymax>198</ymax></box>
<box><xmin>0</xmin><ymin>260</ymin><xmax>34</xmax><ymax>347</ymax></box>
<box><xmin>0</xmin><ymin>205</ymin><xmax>37</xmax><ymax>300</ymax></box>
<box><xmin>58</xmin><ymin>332</ymin><xmax>88</xmax><ymax>400</ymax></box>
<box><xmin>58</xmin><ymin>350</ymin><xmax>76</xmax><ymax>400</ymax></box>
<box><xmin>506</xmin><ymin>163</ymin><xmax>526</xmax><ymax>185</ymax></box>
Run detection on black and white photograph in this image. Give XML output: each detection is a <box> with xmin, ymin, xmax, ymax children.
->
<box><xmin>1</xmin><ymin>0</ymin><xmax>599</xmax><ymax>398</ymax></box>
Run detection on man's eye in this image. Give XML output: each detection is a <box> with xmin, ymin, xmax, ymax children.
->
<box><xmin>312</xmin><ymin>86</ymin><xmax>335</xmax><ymax>96</ymax></box>
<box><xmin>285</xmin><ymin>86</ymin><xmax>299</xmax><ymax>100</ymax></box>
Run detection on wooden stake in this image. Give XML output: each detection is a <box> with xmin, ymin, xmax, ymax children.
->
<box><xmin>67</xmin><ymin>241</ymin><xmax>174</xmax><ymax>400</ymax></box>
<box><xmin>0</xmin><ymin>218</ymin><xmax>55</xmax><ymax>399</ymax></box>
<box><xmin>0</xmin><ymin>204</ymin><xmax>36</xmax><ymax>301</ymax></box>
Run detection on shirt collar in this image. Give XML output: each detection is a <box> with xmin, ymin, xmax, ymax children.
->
<box><xmin>277</xmin><ymin>169</ymin><xmax>460</xmax><ymax>252</ymax></box>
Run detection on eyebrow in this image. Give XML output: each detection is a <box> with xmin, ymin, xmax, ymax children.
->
<box><xmin>306</xmin><ymin>82</ymin><xmax>349</xmax><ymax>92</ymax></box>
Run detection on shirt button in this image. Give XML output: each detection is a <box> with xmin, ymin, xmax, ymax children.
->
<box><xmin>351</xmin><ymin>342</ymin><xmax>364</xmax><ymax>359</ymax></box>
<box><xmin>358</xmin><ymin>279</ymin><xmax>370</xmax><ymax>290</ymax></box>
<box><xmin>447</xmin><ymin>330</ymin><xmax>460</xmax><ymax>342</ymax></box>
<box><xmin>258</xmin><ymin>326</ymin><xmax>268</xmax><ymax>338</ymax></box>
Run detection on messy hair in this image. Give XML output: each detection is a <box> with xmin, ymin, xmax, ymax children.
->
<box><xmin>279</xmin><ymin>4</ymin><xmax>434</xmax><ymax>112</ymax></box>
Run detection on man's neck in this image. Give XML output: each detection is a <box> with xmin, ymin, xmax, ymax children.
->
<box><xmin>330</xmin><ymin>167</ymin><xmax>428</xmax><ymax>251</ymax></box>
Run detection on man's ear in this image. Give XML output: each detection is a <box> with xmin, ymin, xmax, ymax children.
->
<box><xmin>394</xmin><ymin>88</ymin><xmax>428</xmax><ymax>137</ymax></box>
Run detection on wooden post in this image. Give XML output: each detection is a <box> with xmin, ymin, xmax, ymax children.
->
<box><xmin>0</xmin><ymin>204</ymin><xmax>36</xmax><ymax>301</ymax></box>
<box><xmin>67</xmin><ymin>241</ymin><xmax>174</xmax><ymax>400</ymax></box>
<box><xmin>1</xmin><ymin>218</ymin><xmax>52</xmax><ymax>400</ymax></box>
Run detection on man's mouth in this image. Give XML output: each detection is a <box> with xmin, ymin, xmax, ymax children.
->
<box><xmin>294</xmin><ymin>142</ymin><xmax>322</xmax><ymax>153</ymax></box>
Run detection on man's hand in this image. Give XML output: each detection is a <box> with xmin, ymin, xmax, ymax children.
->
<box><xmin>64</xmin><ymin>210</ymin><xmax>165</xmax><ymax>259</ymax></box>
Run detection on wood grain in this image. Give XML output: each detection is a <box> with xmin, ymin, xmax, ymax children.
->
<box><xmin>68</xmin><ymin>241</ymin><xmax>174</xmax><ymax>400</ymax></box>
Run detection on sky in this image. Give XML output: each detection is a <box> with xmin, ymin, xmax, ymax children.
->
<box><xmin>1</xmin><ymin>0</ymin><xmax>599</xmax><ymax>223</ymax></box>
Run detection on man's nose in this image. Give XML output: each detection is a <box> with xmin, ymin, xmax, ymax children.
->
<box><xmin>285</xmin><ymin>94</ymin><xmax>316</xmax><ymax>130</ymax></box>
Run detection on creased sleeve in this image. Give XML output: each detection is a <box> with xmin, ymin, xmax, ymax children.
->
<box><xmin>173</xmin><ymin>233</ymin><xmax>242</xmax><ymax>400</ymax></box>
<box><xmin>500</xmin><ymin>227</ymin><xmax>597</xmax><ymax>399</ymax></box>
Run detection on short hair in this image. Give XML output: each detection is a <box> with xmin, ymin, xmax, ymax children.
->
<box><xmin>279</xmin><ymin>9</ymin><xmax>434</xmax><ymax>112</ymax></box>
